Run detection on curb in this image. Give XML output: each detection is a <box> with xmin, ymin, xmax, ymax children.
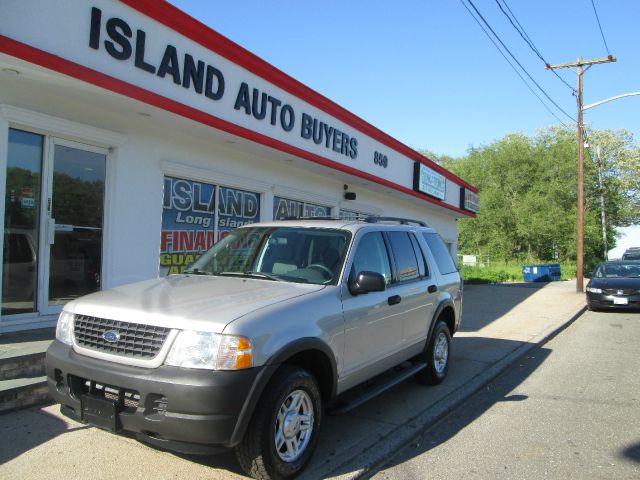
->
<box><xmin>329</xmin><ymin>305</ymin><xmax>587</xmax><ymax>480</ymax></box>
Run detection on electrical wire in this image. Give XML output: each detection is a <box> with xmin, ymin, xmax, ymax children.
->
<box><xmin>495</xmin><ymin>0</ymin><xmax>577</xmax><ymax>94</ymax></box>
<box><xmin>458</xmin><ymin>0</ymin><xmax>573</xmax><ymax>128</ymax></box>
<box><xmin>590</xmin><ymin>0</ymin><xmax>611</xmax><ymax>55</ymax></box>
<box><xmin>462</xmin><ymin>0</ymin><xmax>577</xmax><ymax>124</ymax></box>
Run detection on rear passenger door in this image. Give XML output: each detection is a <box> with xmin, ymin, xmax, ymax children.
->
<box><xmin>385</xmin><ymin>231</ymin><xmax>437</xmax><ymax>347</ymax></box>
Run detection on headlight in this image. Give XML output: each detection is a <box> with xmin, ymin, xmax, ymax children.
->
<box><xmin>165</xmin><ymin>331</ymin><xmax>252</xmax><ymax>370</ymax></box>
<box><xmin>586</xmin><ymin>287</ymin><xmax>602</xmax><ymax>294</ymax></box>
<box><xmin>56</xmin><ymin>311</ymin><xmax>74</xmax><ymax>345</ymax></box>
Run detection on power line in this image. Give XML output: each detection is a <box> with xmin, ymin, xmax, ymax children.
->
<box><xmin>495</xmin><ymin>0</ymin><xmax>577</xmax><ymax>93</ymax></box>
<box><xmin>462</xmin><ymin>0</ymin><xmax>577</xmax><ymax>124</ymax></box>
<box><xmin>590</xmin><ymin>0</ymin><xmax>611</xmax><ymax>55</ymax></box>
<box><xmin>458</xmin><ymin>0</ymin><xmax>572</xmax><ymax>127</ymax></box>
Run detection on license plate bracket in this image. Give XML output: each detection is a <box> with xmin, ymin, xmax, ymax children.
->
<box><xmin>81</xmin><ymin>394</ymin><xmax>121</xmax><ymax>431</ymax></box>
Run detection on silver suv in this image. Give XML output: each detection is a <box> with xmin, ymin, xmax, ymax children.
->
<box><xmin>46</xmin><ymin>217</ymin><xmax>463</xmax><ymax>479</ymax></box>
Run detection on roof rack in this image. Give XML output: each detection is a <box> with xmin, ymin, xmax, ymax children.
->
<box><xmin>364</xmin><ymin>216</ymin><xmax>428</xmax><ymax>227</ymax></box>
<box><xmin>279</xmin><ymin>216</ymin><xmax>338</xmax><ymax>221</ymax></box>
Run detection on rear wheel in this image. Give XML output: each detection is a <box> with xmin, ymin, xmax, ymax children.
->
<box><xmin>236</xmin><ymin>365</ymin><xmax>322</xmax><ymax>480</ymax></box>
<box><xmin>416</xmin><ymin>320</ymin><xmax>451</xmax><ymax>385</ymax></box>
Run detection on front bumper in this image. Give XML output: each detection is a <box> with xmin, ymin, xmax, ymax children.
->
<box><xmin>46</xmin><ymin>340</ymin><xmax>263</xmax><ymax>454</ymax></box>
<box><xmin>586</xmin><ymin>292</ymin><xmax>640</xmax><ymax>310</ymax></box>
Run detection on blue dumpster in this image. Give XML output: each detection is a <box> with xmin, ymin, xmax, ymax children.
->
<box><xmin>522</xmin><ymin>264</ymin><xmax>561</xmax><ymax>282</ymax></box>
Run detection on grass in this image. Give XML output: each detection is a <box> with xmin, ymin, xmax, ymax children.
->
<box><xmin>460</xmin><ymin>262</ymin><xmax>577</xmax><ymax>284</ymax></box>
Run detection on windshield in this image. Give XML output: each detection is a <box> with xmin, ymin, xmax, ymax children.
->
<box><xmin>186</xmin><ymin>227</ymin><xmax>351</xmax><ymax>285</ymax></box>
<box><xmin>595</xmin><ymin>262</ymin><xmax>640</xmax><ymax>278</ymax></box>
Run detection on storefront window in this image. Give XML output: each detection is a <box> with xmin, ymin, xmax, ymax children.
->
<box><xmin>339</xmin><ymin>209</ymin><xmax>368</xmax><ymax>221</ymax></box>
<box><xmin>273</xmin><ymin>196</ymin><xmax>331</xmax><ymax>219</ymax></box>
<box><xmin>218</xmin><ymin>185</ymin><xmax>261</xmax><ymax>240</ymax></box>
<box><xmin>160</xmin><ymin>177</ymin><xmax>260</xmax><ymax>275</ymax></box>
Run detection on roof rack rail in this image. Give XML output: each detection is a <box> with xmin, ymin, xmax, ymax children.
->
<box><xmin>364</xmin><ymin>216</ymin><xmax>428</xmax><ymax>227</ymax></box>
<box><xmin>279</xmin><ymin>216</ymin><xmax>338</xmax><ymax>221</ymax></box>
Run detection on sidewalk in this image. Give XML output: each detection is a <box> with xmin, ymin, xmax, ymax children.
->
<box><xmin>0</xmin><ymin>281</ymin><xmax>587</xmax><ymax>480</ymax></box>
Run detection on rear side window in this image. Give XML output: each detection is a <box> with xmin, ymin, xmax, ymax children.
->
<box><xmin>386</xmin><ymin>232</ymin><xmax>420</xmax><ymax>282</ymax></box>
<box><xmin>422</xmin><ymin>232</ymin><xmax>457</xmax><ymax>274</ymax></box>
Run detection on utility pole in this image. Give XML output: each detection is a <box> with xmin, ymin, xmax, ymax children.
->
<box><xmin>547</xmin><ymin>55</ymin><xmax>616</xmax><ymax>293</ymax></box>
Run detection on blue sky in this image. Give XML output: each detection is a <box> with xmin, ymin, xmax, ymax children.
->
<box><xmin>167</xmin><ymin>0</ymin><xmax>638</xmax><ymax>159</ymax></box>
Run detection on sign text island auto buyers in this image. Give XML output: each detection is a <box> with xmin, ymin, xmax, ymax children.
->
<box><xmin>89</xmin><ymin>7</ymin><xmax>359</xmax><ymax>160</ymax></box>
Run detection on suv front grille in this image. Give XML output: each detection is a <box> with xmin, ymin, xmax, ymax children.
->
<box><xmin>74</xmin><ymin>315</ymin><xmax>170</xmax><ymax>359</ymax></box>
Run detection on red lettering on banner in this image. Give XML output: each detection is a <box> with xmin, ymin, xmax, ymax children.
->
<box><xmin>161</xmin><ymin>230</ymin><xmax>216</xmax><ymax>253</ymax></box>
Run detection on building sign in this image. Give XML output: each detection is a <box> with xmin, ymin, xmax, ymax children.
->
<box><xmin>413</xmin><ymin>163</ymin><xmax>446</xmax><ymax>200</ymax></box>
<box><xmin>273</xmin><ymin>197</ymin><xmax>331</xmax><ymax>219</ymax></box>
<box><xmin>460</xmin><ymin>187</ymin><xmax>480</xmax><ymax>213</ymax></box>
<box><xmin>160</xmin><ymin>177</ymin><xmax>260</xmax><ymax>275</ymax></box>
<box><xmin>86</xmin><ymin>6</ymin><xmax>358</xmax><ymax>161</ymax></box>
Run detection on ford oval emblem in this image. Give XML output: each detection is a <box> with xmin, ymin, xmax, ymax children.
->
<box><xmin>102</xmin><ymin>330</ymin><xmax>121</xmax><ymax>343</ymax></box>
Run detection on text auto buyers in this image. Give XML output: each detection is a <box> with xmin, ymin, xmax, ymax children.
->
<box><xmin>89</xmin><ymin>7</ymin><xmax>359</xmax><ymax>160</ymax></box>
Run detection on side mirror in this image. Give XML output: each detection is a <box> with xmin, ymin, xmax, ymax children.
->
<box><xmin>349</xmin><ymin>271</ymin><xmax>386</xmax><ymax>295</ymax></box>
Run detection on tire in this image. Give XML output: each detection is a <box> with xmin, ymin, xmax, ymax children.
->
<box><xmin>416</xmin><ymin>320</ymin><xmax>451</xmax><ymax>385</ymax></box>
<box><xmin>236</xmin><ymin>365</ymin><xmax>322</xmax><ymax>480</ymax></box>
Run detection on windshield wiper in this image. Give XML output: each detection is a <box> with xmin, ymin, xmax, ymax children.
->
<box><xmin>218</xmin><ymin>271</ymin><xmax>280</xmax><ymax>281</ymax></box>
<box><xmin>183</xmin><ymin>268</ymin><xmax>212</xmax><ymax>275</ymax></box>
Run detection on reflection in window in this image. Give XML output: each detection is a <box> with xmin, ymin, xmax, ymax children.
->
<box><xmin>2</xmin><ymin>129</ymin><xmax>43</xmax><ymax>315</ymax></box>
<box><xmin>352</xmin><ymin>232</ymin><xmax>392</xmax><ymax>285</ymax></box>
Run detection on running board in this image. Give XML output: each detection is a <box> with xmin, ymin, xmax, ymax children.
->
<box><xmin>328</xmin><ymin>362</ymin><xmax>427</xmax><ymax>415</ymax></box>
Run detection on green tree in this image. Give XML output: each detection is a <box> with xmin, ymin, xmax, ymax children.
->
<box><xmin>442</xmin><ymin>127</ymin><xmax>639</xmax><ymax>267</ymax></box>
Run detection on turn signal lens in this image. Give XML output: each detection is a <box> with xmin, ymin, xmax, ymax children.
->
<box><xmin>216</xmin><ymin>336</ymin><xmax>252</xmax><ymax>370</ymax></box>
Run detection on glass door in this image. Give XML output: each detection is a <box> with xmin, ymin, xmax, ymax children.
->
<box><xmin>3</xmin><ymin>133</ymin><xmax>107</xmax><ymax>317</ymax></box>
<box><xmin>2</xmin><ymin>129</ymin><xmax>43</xmax><ymax>315</ymax></box>
<box><xmin>41</xmin><ymin>141</ymin><xmax>107</xmax><ymax>313</ymax></box>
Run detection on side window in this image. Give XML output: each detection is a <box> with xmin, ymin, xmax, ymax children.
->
<box><xmin>409</xmin><ymin>233</ymin><xmax>428</xmax><ymax>277</ymax></box>
<box><xmin>352</xmin><ymin>232</ymin><xmax>392</xmax><ymax>285</ymax></box>
<box><xmin>422</xmin><ymin>232</ymin><xmax>457</xmax><ymax>274</ymax></box>
<box><xmin>386</xmin><ymin>232</ymin><xmax>420</xmax><ymax>282</ymax></box>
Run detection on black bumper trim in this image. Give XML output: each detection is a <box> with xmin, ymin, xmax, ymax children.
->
<box><xmin>46</xmin><ymin>340</ymin><xmax>263</xmax><ymax>451</ymax></box>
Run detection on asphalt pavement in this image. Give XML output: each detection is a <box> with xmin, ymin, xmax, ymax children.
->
<box><xmin>373</xmin><ymin>308</ymin><xmax>640</xmax><ymax>479</ymax></box>
<box><xmin>0</xmin><ymin>281</ymin><xmax>587</xmax><ymax>480</ymax></box>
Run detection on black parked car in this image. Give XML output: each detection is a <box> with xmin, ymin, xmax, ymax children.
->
<box><xmin>586</xmin><ymin>261</ymin><xmax>640</xmax><ymax>311</ymax></box>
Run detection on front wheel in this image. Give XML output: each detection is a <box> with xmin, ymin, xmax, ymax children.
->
<box><xmin>416</xmin><ymin>320</ymin><xmax>451</xmax><ymax>385</ymax></box>
<box><xmin>236</xmin><ymin>366</ymin><xmax>322</xmax><ymax>480</ymax></box>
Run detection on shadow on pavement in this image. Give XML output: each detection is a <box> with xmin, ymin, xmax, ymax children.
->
<box><xmin>459</xmin><ymin>283</ymin><xmax>548</xmax><ymax>333</ymax></box>
<box><xmin>621</xmin><ymin>442</ymin><xmax>640</xmax><ymax>463</ymax></box>
<box><xmin>0</xmin><ymin>404</ymin><xmax>89</xmax><ymax>465</ymax></box>
<box><xmin>362</xmin><ymin>346</ymin><xmax>552</xmax><ymax>478</ymax></box>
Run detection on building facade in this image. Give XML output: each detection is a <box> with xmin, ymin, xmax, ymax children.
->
<box><xmin>0</xmin><ymin>0</ymin><xmax>478</xmax><ymax>333</ymax></box>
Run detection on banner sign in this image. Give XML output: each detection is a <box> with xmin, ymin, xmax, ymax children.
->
<box><xmin>160</xmin><ymin>176</ymin><xmax>216</xmax><ymax>275</ymax></box>
<box><xmin>217</xmin><ymin>185</ymin><xmax>261</xmax><ymax>240</ymax></box>
<box><xmin>273</xmin><ymin>196</ymin><xmax>331</xmax><ymax>219</ymax></box>
<box><xmin>413</xmin><ymin>162</ymin><xmax>446</xmax><ymax>200</ymax></box>
<box><xmin>160</xmin><ymin>177</ymin><xmax>261</xmax><ymax>275</ymax></box>
<box><xmin>460</xmin><ymin>187</ymin><xmax>480</xmax><ymax>213</ymax></box>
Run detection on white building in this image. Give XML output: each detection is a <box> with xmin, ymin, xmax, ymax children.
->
<box><xmin>0</xmin><ymin>0</ymin><xmax>478</xmax><ymax>333</ymax></box>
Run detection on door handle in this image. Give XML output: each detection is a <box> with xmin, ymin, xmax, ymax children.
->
<box><xmin>428</xmin><ymin>284</ymin><xmax>438</xmax><ymax>293</ymax></box>
<box><xmin>387</xmin><ymin>295</ymin><xmax>402</xmax><ymax>306</ymax></box>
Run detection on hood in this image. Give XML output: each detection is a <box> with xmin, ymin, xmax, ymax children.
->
<box><xmin>589</xmin><ymin>277</ymin><xmax>640</xmax><ymax>290</ymax></box>
<box><xmin>65</xmin><ymin>274</ymin><xmax>325</xmax><ymax>333</ymax></box>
